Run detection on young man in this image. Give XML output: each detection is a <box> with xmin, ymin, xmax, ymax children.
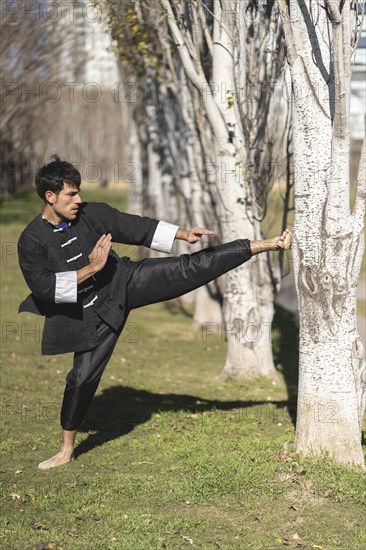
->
<box><xmin>18</xmin><ymin>156</ymin><xmax>292</xmax><ymax>469</ymax></box>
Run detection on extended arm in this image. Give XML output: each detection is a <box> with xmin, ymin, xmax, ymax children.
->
<box><xmin>86</xmin><ymin>203</ymin><xmax>214</xmax><ymax>252</ymax></box>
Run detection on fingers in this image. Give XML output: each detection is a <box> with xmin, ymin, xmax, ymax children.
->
<box><xmin>192</xmin><ymin>227</ymin><xmax>215</xmax><ymax>237</ymax></box>
<box><xmin>96</xmin><ymin>233</ymin><xmax>112</xmax><ymax>247</ymax></box>
<box><xmin>94</xmin><ymin>234</ymin><xmax>112</xmax><ymax>253</ymax></box>
<box><xmin>91</xmin><ymin>234</ymin><xmax>112</xmax><ymax>259</ymax></box>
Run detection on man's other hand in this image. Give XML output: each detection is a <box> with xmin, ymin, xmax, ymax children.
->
<box><xmin>88</xmin><ymin>234</ymin><xmax>112</xmax><ymax>274</ymax></box>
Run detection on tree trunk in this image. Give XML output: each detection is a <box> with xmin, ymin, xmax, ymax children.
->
<box><xmin>279</xmin><ymin>0</ymin><xmax>365</xmax><ymax>467</ymax></box>
<box><xmin>211</xmin><ymin>1</ymin><xmax>277</xmax><ymax>379</ymax></box>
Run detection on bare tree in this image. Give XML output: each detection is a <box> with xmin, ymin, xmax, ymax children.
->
<box><xmin>278</xmin><ymin>0</ymin><xmax>365</xmax><ymax>467</ymax></box>
<box><xmin>104</xmin><ymin>0</ymin><xmax>289</xmax><ymax>378</ymax></box>
<box><xmin>155</xmin><ymin>0</ymin><xmax>287</xmax><ymax>379</ymax></box>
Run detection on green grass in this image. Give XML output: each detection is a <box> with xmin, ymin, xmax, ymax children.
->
<box><xmin>1</xmin><ymin>185</ymin><xmax>365</xmax><ymax>549</ymax></box>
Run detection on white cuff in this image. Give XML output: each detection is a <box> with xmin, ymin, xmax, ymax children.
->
<box><xmin>150</xmin><ymin>221</ymin><xmax>179</xmax><ymax>254</ymax></box>
<box><xmin>55</xmin><ymin>271</ymin><xmax>78</xmax><ymax>303</ymax></box>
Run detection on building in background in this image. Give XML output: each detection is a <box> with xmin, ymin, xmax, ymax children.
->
<box><xmin>47</xmin><ymin>0</ymin><xmax>130</xmax><ymax>185</ymax></box>
<box><xmin>59</xmin><ymin>0</ymin><xmax>119</xmax><ymax>86</ymax></box>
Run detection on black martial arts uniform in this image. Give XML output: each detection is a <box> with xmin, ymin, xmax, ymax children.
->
<box><xmin>18</xmin><ymin>202</ymin><xmax>252</xmax><ymax>430</ymax></box>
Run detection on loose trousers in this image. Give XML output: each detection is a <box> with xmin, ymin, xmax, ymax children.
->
<box><xmin>60</xmin><ymin>239</ymin><xmax>252</xmax><ymax>430</ymax></box>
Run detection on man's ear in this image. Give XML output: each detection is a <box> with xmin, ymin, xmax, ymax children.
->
<box><xmin>44</xmin><ymin>190</ymin><xmax>56</xmax><ymax>205</ymax></box>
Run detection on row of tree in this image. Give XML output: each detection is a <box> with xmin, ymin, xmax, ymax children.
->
<box><xmin>101</xmin><ymin>0</ymin><xmax>365</xmax><ymax>467</ymax></box>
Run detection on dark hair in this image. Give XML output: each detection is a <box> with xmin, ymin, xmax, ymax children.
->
<box><xmin>35</xmin><ymin>155</ymin><xmax>81</xmax><ymax>202</ymax></box>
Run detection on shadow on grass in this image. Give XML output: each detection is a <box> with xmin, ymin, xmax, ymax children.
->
<box><xmin>273</xmin><ymin>304</ymin><xmax>299</xmax><ymax>416</ymax></box>
<box><xmin>74</xmin><ymin>304</ymin><xmax>300</xmax><ymax>459</ymax></box>
<box><xmin>75</xmin><ymin>387</ymin><xmax>296</xmax><ymax>459</ymax></box>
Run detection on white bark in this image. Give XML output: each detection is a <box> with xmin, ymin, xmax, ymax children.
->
<box><xmin>279</xmin><ymin>0</ymin><xmax>365</xmax><ymax>467</ymax></box>
<box><xmin>212</xmin><ymin>1</ymin><xmax>276</xmax><ymax>379</ymax></box>
<box><xmin>159</xmin><ymin>0</ymin><xmax>280</xmax><ymax>378</ymax></box>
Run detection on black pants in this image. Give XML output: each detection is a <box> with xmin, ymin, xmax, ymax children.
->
<box><xmin>60</xmin><ymin>239</ymin><xmax>252</xmax><ymax>430</ymax></box>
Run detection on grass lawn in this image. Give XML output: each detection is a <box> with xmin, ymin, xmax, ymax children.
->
<box><xmin>0</xmin><ymin>186</ymin><xmax>365</xmax><ymax>549</ymax></box>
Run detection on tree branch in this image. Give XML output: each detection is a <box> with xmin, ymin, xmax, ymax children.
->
<box><xmin>159</xmin><ymin>0</ymin><xmax>228</xmax><ymax>140</ymax></box>
<box><xmin>278</xmin><ymin>0</ymin><xmax>299</xmax><ymax>66</ymax></box>
<box><xmin>324</xmin><ymin>0</ymin><xmax>342</xmax><ymax>25</ymax></box>
<box><xmin>330</xmin><ymin>6</ymin><xmax>348</xmax><ymax>138</ymax></box>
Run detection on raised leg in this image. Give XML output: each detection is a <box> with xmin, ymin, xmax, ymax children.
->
<box><xmin>126</xmin><ymin>239</ymin><xmax>252</xmax><ymax>310</ymax></box>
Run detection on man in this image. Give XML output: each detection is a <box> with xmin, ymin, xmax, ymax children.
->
<box><xmin>18</xmin><ymin>156</ymin><xmax>292</xmax><ymax>470</ymax></box>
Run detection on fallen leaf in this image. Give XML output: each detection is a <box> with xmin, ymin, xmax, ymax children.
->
<box><xmin>292</xmin><ymin>533</ymin><xmax>301</xmax><ymax>540</ymax></box>
<box><xmin>31</xmin><ymin>520</ymin><xmax>49</xmax><ymax>531</ymax></box>
<box><xmin>10</xmin><ymin>493</ymin><xmax>21</xmax><ymax>500</ymax></box>
<box><xmin>182</xmin><ymin>535</ymin><xmax>193</xmax><ymax>544</ymax></box>
<box><xmin>15</xmin><ymin>470</ymin><xmax>23</xmax><ymax>474</ymax></box>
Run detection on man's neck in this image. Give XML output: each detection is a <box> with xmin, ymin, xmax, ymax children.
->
<box><xmin>42</xmin><ymin>205</ymin><xmax>63</xmax><ymax>225</ymax></box>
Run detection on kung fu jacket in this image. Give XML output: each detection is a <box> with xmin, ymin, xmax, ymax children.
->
<box><xmin>18</xmin><ymin>202</ymin><xmax>179</xmax><ymax>355</ymax></box>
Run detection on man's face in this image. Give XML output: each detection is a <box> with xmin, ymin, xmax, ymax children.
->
<box><xmin>46</xmin><ymin>182</ymin><xmax>82</xmax><ymax>221</ymax></box>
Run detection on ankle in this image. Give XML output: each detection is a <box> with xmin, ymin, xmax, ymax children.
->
<box><xmin>61</xmin><ymin>445</ymin><xmax>74</xmax><ymax>454</ymax></box>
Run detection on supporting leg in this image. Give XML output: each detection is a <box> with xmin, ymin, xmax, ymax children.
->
<box><xmin>38</xmin><ymin>429</ymin><xmax>76</xmax><ymax>470</ymax></box>
<box><xmin>38</xmin><ymin>318</ymin><xmax>123</xmax><ymax>470</ymax></box>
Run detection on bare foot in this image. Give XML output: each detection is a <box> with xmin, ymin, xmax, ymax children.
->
<box><xmin>38</xmin><ymin>449</ymin><xmax>74</xmax><ymax>470</ymax></box>
<box><xmin>275</xmin><ymin>229</ymin><xmax>293</xmax><ymax>250</ymax></box>
<box><xmin>250</xmin><ymin>229</ymin><xmax>293</xmax><ymax>256</ymax></box>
